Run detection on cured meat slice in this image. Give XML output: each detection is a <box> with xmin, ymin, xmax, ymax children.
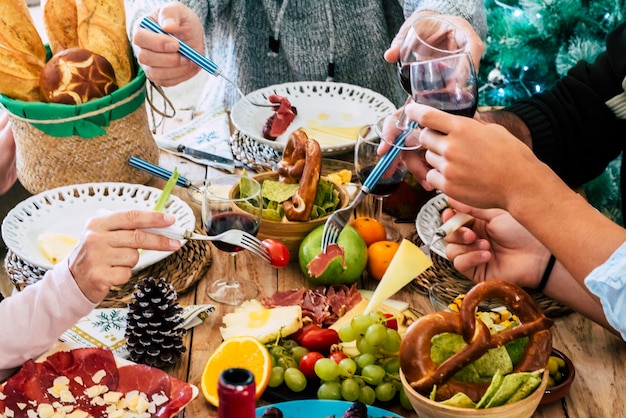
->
<box><xmin>262</xmin><ymin>94</ymin><xmax>297</xmax><ymax>140</ymax></box>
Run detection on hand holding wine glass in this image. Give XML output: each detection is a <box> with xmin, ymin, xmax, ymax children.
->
<box><xmin>202</xmin><ymin>174</ymin><xmax>262</xmax><ymax>305</ymax></box>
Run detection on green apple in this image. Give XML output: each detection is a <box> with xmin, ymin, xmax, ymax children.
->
<box><xmin>298</xmin><ymin>224</ymin><xmax>368</xmax><ymax>285</ymax></box>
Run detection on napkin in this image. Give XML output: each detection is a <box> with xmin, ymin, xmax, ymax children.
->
<box><xmin>60</xmin><ymin>305</ymin><xmax>215</xmax><ymax>358</ymax></box>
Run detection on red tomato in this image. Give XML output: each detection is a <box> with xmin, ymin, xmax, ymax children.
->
<box><xmin>291</xmin><ymin>324</ymin><xmax>340</xmax><ymax>354</ymax></box>
<box><xmin>262</xmin><ymin>239</ymin><xmax>290</xmax><ymax>268</ymax></box>
<box><xmin>384</xmin><ymin>313</ymin><xmax>398</xmax><ymax>331</ymax></box>
<box><xmin>328</xmin><ymin>351</ymin><xmax>348</xmax><ymax>364</ymax></box>
<box><xmin>299</xmin><ymin>352</ymin><xmax>324</xmax><ymax>380</ymax></box>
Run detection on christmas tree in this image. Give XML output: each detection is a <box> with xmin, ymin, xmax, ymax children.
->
<box><xmin>480</xmin><ymin>0</ymin><xmax>624</xmax><ymax>226</ymax></box>
<box><xmin>479</xmin><ymin>0</ymin><xmax>625</xmax><ymax>107</ymax></box>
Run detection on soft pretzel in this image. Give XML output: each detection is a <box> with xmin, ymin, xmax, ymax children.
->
<box><xmin>277</xmin><ymin>129</ymin><xmax>308</xmax><ymax>183</ymax></box>
<box><xmin>283</xmin><ymin>131</ymin><xmax>322</xmax><ymax>221</ymax></box>
<box><xmin>400</xmin><ymin>280</ymin><xmax>553</xmax><ymax>402</ymax></box>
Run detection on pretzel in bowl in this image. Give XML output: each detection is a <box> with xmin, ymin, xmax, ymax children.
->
<box><xmin>400</xmin><ymin>280</ymin><xmax>553</xmax><ymax>402</ymax></box>
<box><xmin>276</xmin><ymin>130</ymin><xmax>322</xmax><ymax>221</ymax></box>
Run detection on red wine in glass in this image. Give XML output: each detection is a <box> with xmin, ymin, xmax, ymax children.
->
<box><xmin>357</xmin><ymin>165</ymin><xmax>404</xmax><ymax>196</ymax></box>
<box><xmin>413</xmin><ymin>90</ymin><xmax>477</xmax><ymax>117</ymax></box>
<box><xmin>205</xmin><ymin>212</ymin><xmax>260</xmax><ymax>253</ymax></box>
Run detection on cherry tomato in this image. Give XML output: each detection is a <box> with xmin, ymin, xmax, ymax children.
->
<box><xmin>291</xmin><ymin>324</ymin><xmax>340</xmax><ymax>354</ymax></box>
<box><xmin>262</xmin><ymin>239</ymin><xmax>290</xmax><ymax>268</ymax></box>
<box><xmin>384</xmin><ymin>313</ymin><xmax>398</xmax><ymax>331</ymax></box>
<box><xmin>328</xmin><ymin>351</ymin><xmax>348</xmax><ymax>364</ymax></box>
<box><xmin>299</xmin><ymin>351</ymin><xmax>324</xmax><ymax>380</ymax></box>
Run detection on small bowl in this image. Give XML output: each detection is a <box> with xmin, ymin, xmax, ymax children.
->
<box><xmin>541</xmin><ymin>348</ymin><xmax>575</xmax><ymax>405</ymax></box>
<box><xmin>400</xmin><ymin>368</ymin><xmax>549</xmax><ymax>418</ymax></box>
<box><xmin>232</xmin><ymin>171</ymin><xmax>349</xmax><ymax>259</ymax></box>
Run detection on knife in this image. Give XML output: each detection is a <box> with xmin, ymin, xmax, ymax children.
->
<box><xmin>156</xmin><ymin>140</ymin><xmax>241</xmax><ymax>173</ymax></box>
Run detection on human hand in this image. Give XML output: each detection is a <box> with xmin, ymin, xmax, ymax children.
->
<box><xmin>68</xmin><ymin>210</ymin><xmax>182</xmax><ymax>303</ymax></box>
<box><xmin>132</xmin><ymin>2</ymin><xmax>205</xmax><ymax>87</ymax></box>
<box><xmin>0</xmin><ymin>111</ymin><xmax>17</xmax><ymax>196</ymax></box>
<box><xmin>443</xmin><ymin>198</ymin><xmax>549</xmax><ymax>289</ymax></box>
<box><xmin>384</xmin><ymin>11</ymin><xmax>485</xmax><ymax>72</ymax></box>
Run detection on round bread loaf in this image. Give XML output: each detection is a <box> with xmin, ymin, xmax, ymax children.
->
<box><xmin>40</xmin><ymin>48</ymin><xmax>119</xmax><ymax>104</ymax></box>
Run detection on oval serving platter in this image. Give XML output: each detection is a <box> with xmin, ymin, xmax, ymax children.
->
<box><xmin>231</xmin><ymin>81</ymin><xmax>396</xmax><ymax>157</ymax></box>
<box><xmin>1</xmin><ymin>182</ymin><xmax>195</xmax><ymax>272</ymax></box>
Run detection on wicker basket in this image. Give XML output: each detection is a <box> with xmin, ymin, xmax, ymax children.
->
<box><xmin>0</xmin><ymin>68</ymin><xmax>158</xmax><ymax>194</ymax></box>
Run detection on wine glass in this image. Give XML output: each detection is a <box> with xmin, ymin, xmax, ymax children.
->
<box><xmin>355</xmin><ymin>124</ymin><xmax>407</xmax><ymax>242</ymax></box>
<box><xmin>202</xmin><ymin>174</ymin><xmax>263</xmax><ymax>305</ymax></box>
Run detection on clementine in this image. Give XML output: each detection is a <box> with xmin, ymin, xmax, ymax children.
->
<box><xmin>348</xmin><ymin>216</ymin><xmax>387</xmax><ymax>247</ymax></box>
<box><xmin>366</xmin><ymin>240</ymin><xmax>400</xmax><ymax>281</ymax></box>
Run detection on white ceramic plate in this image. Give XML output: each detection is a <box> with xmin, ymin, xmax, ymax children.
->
<box><xmin>416</xmin><ymin>193</ymin><xmax>450</xmax><ymax>259</ymax></box>
<box><xmin>231</xmin><ymin>81</ymin><xmax>396</xmax><ymax>156</ymax></box>
<box><xmin>1</xmin><ymin>182</ymin><xmax>196</xmax><ymax>272</ymax></box>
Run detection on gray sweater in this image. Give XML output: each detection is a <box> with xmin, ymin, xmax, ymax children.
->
<box><xmin>128</xmin><ymin>0</ymin><xmax>486</xmax><ymax>112</ymax></box>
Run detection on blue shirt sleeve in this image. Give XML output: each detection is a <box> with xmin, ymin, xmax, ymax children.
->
<box><xmin>585</xmin><ymin>241</ymin><xmax>626</xmax><ymax>341</ymax></box>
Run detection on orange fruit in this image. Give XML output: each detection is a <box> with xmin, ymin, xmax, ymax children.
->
<box><xmin>348</xmin><ymin>216</ymin><xmax>387</xmax><ymax>247</ymax></box>
<box><xmin>200</xmin><ymin>336</ymin><xmax>272</xmax><ymax>407</ymax></box>
<box><xmin>366</xmin><ymin>240</ymin><xmax>400</xmax><ymax>281</ymax></box>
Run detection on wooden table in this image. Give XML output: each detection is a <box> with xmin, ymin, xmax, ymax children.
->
<box><xmin>149</xmin><ymin>116</ymin><xmax>626</xmax><ymax>417</ymax></box>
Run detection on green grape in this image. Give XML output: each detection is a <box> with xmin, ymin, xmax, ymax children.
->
<box><xmin>318</xmin><ymin>381</ymin><xmax>342</xmax><ymax>400</ymax></box>
<box><xmin>269</xmin><ymin>345</ymin><xmax>287</xmax><ymax>358</ymax></box>
<box><xmin>358</xmin><ymin>385</ymin><xmax>376</xmax><ymax>405</ymax></box>
<box><xmin>315</xmin><ymin>358</ymin><xmax>340</xmax><ymax>381</ymax></box>
<box><xmin>281</xmin><ymin>339</ymin><xmax>299</xmax><ymax>350</ymax></box>
<box><xmin>361</xmin><ymin>364</ymin><xmax>386</xmax><ymax>386</ymax></box>
<box><xmin>382</xmin><ymin>357</ymin><xmax>400</xmax><ymax>374</ymax></box>
<box><xmin>399</xmin><ymin>387</ymin><xmax>413</xmax><ymax>410</ymax></box>
<box><xmin>338</xmin><ymin>358</ymin><xmax>357</xmax><ymax>378</ymax></box>
<box><xmin>277</xmin><ymin>355</ymin><xmax>298</xmax><ymax>370</ymax></box>
<box><xmin>381</xmin><ymin>328</ymin><xmax>402</xmax><ymax>353</ymax></box>
<box><xmin>338</xmin><ymin>323</ymin><xmax>359</xmax><ymax>342</ymax></box>
<box><xmin>364</xmin><ymin>323</ymin><xmax>387</xmax><ymax>347</ymax></box>
<box><xmin>356</xmin><ymin>336</ymin><xmax>380</xmax><ymax>355</ymax></box>
<box><xmin>375</xmin><ymin>382</ymin><xmax>397</xmax><ymax>402</ymax></box>
<box><xmin>368</xmin><ymin>311</ymin><xmax>387</xmax><ymax>325</ymax></box>
<box><xmin>340</xmin><ymin>378</ymin><xmax>361</xmax><ymax>402</ymax></box>
<box><xmin>290</xmin><ymin>346</ymin><xmax>309</xmax><ymax>364</ymax></box>
<box><xmin>355</xmin><ymin>353</ymin><xmax>376</xmax><ymax>369</ymax></box>
<box><xmin>268</xmin><ymin>366</ymin><xmax>285</xmax><ymax>388</ymax></box>
<box><xmin>351</xmin><ymin>314</ymin><xmax>375</xmax><ymax>334</ymax></box>
<box><xmin>284</xmin><ymin>367</ymin><xmax>307</xmax><ymax>392</ymax></box>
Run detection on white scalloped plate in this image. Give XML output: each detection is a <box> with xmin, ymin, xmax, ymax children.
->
<box><xmin>1</xmin><ymin>183</ymin><xmax>196</xmax><ymax>272</ymax></box>
<box><xmin>231</xmin><ymin>81</ymin><xmax>396</xmax><ymax>156</ymax></box>
<box><xmin>416</xmin><ymin>193</ymin><xmax>450</xmax><ymax>259</ymax></box>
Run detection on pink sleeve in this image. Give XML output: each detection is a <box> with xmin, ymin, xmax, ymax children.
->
<box><xmin>0</xmin><ymin>260</ymin><xmax>96</xmax><ymax>380</ymax></box>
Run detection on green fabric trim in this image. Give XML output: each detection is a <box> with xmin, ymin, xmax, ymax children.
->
<box><xmin>0</xmin><ymin>68</ymin><xmax>146</xmax><ymax>139</ymax></box>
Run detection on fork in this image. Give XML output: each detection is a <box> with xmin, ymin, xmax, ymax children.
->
<box><xmin>143</xmin><ymin>225</ymin><xmax>272</xmax><ymax>264</ymax></box>
<box><xmin>321</xmin><ymin>121</ymin><xmax>419</xmax><ymax>252</ymax></box>
<box><xmin>140</xmin><ymin>17</ymin><xmax>274</xmax><ymax>108</ymax></box>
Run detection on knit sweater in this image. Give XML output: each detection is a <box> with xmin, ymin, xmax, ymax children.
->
<box><xmin>505</xmin><ymin>22</ymin><xmax>626</xmax><ymax>221</ymax></box>
<box><xmin>127</xmin><ymin>0</ymin><xmax>486</xmax><ymax>112</ymax></box>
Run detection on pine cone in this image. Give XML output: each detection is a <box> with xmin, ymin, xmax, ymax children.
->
<box><xmin>125</xmin><ymin>276</ymin><xmax>186</xmax><ymax>368</ymax></box>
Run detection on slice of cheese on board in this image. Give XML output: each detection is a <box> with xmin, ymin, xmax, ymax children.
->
<box><xmin>38</xmin><ymin>232</ymin><xmax>79</xmax><ymax>264</ymax></box>
<box><xmin>305</xmin><ymin>120</ymin><xmax>364</xmax><ymax>140</ymax></box>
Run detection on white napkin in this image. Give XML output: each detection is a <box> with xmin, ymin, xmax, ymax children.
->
<box><xmin>60</xmin><ymin>305</ymin><xmax>215</xmax><ymax>359</ymax></box>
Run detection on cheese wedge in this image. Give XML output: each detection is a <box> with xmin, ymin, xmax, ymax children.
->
<box><xmin>306</xmin><ymin>120</ymin><xmax>364</xmax><ymax>140</ymax></box>
<box><xmin>220</xmin><ymin>299</ymin><xmax>303</xmax><ymax>344</ymax></box>
<box><xmin>364</xmin><ymin>239</ymin><xmax>433</xmax><ymax>314</ymax></box>
<box><xmin>38</xmin><ymin>231</ymin><xmax>79</xmax><ymax>264</ymax></box>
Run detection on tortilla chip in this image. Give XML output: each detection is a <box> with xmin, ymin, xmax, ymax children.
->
<box><xmin>484</xmin><ymin>371</ymin><xmax>542</xmax><ymax>408</ymax></box>
<box><xmin>476</xmin><ymin>370</ymin><xmax>504</xmax><ymax>409</ymax></box>
<box><xmin>262</xmin><ymin>180</ymin><xmax>299</xmax><ymax>203</ymax></box>
<box><xmin>441</xmin><ymin>392</ymin><xmax>477</xmax><ymax>408</ymax></box>
<box><xmin>504</xmin><ymin>370</ymin><xmax>543</xmax><ymax>405</ymax></box>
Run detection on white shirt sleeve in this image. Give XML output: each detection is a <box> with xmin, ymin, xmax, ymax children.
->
<box><xmin>585</xmin><ymin>241</ymin><xmax>626</xmax><ymax>341</ymax></box>
<box><xmin>0</xmin><ymin>260</ymin><xmax>96</xmax><ymax>380</ymax></box>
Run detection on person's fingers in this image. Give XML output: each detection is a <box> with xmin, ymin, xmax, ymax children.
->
<box><xmin>447</xmin><ymin>244</ymin><xmax>491</xmax><ymax>273</ymax></box>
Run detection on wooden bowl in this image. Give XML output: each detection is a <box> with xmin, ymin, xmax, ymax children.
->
<box><xmin>232</xmin><ymin>172</ymin><xmax>349</xmax><ymax>260</ymax></box>
<box><xmin>540</xmin><ymin>348</ymin><xmax>575</xmax><ymax>405</ymax></box>
<box><xmin>400</xmin><ymin>368</ymin><xmax>549</xmax><ymax>418</ymax></box>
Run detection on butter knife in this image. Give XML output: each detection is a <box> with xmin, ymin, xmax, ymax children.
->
<box><xmin>157</xmin><ymin>141</ymin><xmax>240</xmax><ymax>173</ymax></box>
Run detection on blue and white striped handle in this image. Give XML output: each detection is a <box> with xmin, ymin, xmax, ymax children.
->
<box><xmin>361</xmin><ymin>121</ymin><xmax>418</xmax><ymax>192</ymax></box>
<box><xmin>140</xmin><ymin>17</ymin><xmax>220</xmax><ymax>75</ymax></box>
<box><xmin>129</xmin><ymin>156</ymin><xmax>192</xmax><ymax>189</ymax></box>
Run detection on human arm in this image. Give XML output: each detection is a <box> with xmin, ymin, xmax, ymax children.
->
<box><xmin>0</xmin><ymin>210</ymin><xmax>181</xmax><ymax>378</ymax></box>
<box><xmin>0</xmin><ymin>111</ymin><xmax>17</xmax><ymax>195</ymax></box>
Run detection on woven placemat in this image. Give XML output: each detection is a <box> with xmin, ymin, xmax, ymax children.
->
<box><xmin>229</xmin><ymin>130</ymin><xmax>281</xmax><ymax>171</ymax></box>
<box><xmin>408</xmin><ymin>231</ymin><xmax>572</xmax><ymax>318</ymax></box>
<box><xmin>4</xmin><ymin>228</ymin><xmax>212</xmax><ymax>308</ymax></box>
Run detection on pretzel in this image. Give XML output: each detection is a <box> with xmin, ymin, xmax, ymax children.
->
<box><xmin>279</xmin><ymin>130</ymin><xmax>322</xmax><ymax>221</ymax></box>
<box><xmin>277</xmin><ymin>130</ymin><xmax>309</xmax><ymax>183</ymax></box>
<box><xmin>400</xmin><ymin>280</ymin><xmax>553</xmax><ymax>402</ymax></box>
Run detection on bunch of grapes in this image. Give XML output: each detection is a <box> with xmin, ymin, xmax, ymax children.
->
<box><xmin>265</xmin><ymin>311</ymin><xmax>412</xmax><ymax>409</ymax></box>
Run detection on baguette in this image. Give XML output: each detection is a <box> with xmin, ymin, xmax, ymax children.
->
<box><xmin>76</xmin><ymin>0</ymin><xmax>133</xmax><ymax>87</ymax></box>
<box><xmin>0</xmin><ymin>0</ymin><xmax>46</xmax><ymax>101</ymax></box>
<box><xmin>44</xmin><ymin>0</ymin><xmax>79</xmax><ymax>55</ymax></box>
